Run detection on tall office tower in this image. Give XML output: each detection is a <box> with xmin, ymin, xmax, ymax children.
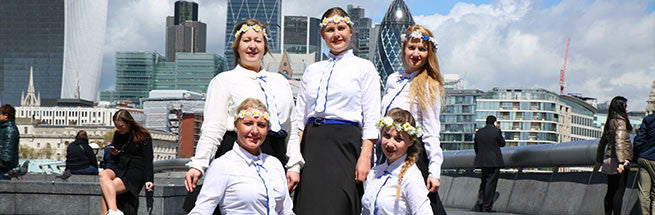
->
<box><xmin>373</xmin><ymin>0</ymin><xmax>415</xmax><ymax>88</ymax></box>
<box><xmin>347</xmin><ymin>5</ymin><xmax>372</xmax><ymax>59</ymax></box>
<box><xmin>283</xmin><ymin>16</ymin><xmax>321</xmax><ymax>61</ymax></box>
<box><xmin>368</xmin><ymin>24</ymin><xmax>381</xmax><ymax>61</ymax></box>
<box><xmin>224</xmin><ymin>0</ymin><xmax>282</xmax><ymax>68</ymax></box>
<box><xmin>0</xmin><ymin>0</ymin><xmax>108</xmax><ymax>105</ymax></box>
<box><xmin>165</xmin><ymin>1</ymin><xmax>206</xmax><ymax>62</ymax></box>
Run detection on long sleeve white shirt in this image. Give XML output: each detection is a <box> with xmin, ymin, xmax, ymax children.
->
<box><xmin>189</xmin><ymin>144</ymin><xmax>294</xmax><ymax>215</ymax></box>
<box><xmin>187</xmin><ymin>65</ymin><xmax>295</xmax><ymax>175</ymax></box>
<box><xmin>361</xmin><ymin>154</ymin><xmax>433</xmax><ymax>215</ymax></box>
<box><xmin>286</xmin><ymin>49</ymin><xmax>381</xmax><ymax>172</ymax></box>
<box><xmin>381</xmin><ymin>71</ymin><xmax>444</xmax><ymax>179</ymax></box>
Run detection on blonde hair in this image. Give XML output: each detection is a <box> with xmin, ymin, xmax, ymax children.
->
<box><xmin>384</xmin><ymin>108</ymin><xmax>421</xmax><ymax>199</ymax></box>
<box><xmin>234</xmin><ymin>98</ymin><xmax>270</xmax><ymax>127</ymax></box>
<box><xmin>231</xmin><ymin>19</ymin><xmax>270</xmax><ymax>67</ymax></box>
<box><xmin>401</xmin><ymin>25</ymin><xmax>445</xmax><ymax>112</ymax></box>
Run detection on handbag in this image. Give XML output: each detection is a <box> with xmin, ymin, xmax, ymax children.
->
<box><xmin>601</xmin><ymin>156</ymin><xmax>619</xmax><ymax>175</ymax></box>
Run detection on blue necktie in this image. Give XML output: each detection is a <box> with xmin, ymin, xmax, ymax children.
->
<box><xmin>373</xmin><ymin>171</ymin><xmax>393</xmax><ymax>215</ymax></box>
<box><xmin>314</xmin><ymin>58</ymin><xmax>337</xmax><ymax>113</ymax></box>
<box><xmin>254</xmin><ymin>75</ymin><xmax>282</xmax><ymax>132</ymax></box>
<box><xmin>254</xmin><ymin>160</ymin><xmax>272</xmax><ymax>215</ymax></box>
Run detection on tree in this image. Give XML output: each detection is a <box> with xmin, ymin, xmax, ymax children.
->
<box><xmin>19</xmin><ymin>145</ymin><xmax>38</xmax><ymax>158</ymax></box>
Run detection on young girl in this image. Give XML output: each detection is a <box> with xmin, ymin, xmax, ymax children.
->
<box><xmin>362</xmin><ymin>108</ymin><xmax>432</xmax><ymax>215</ymax></box>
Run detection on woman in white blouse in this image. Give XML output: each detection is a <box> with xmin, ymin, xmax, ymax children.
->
<box><xmin>190</xmin><ymin>98</ymin><xmax>294</xmax><ymax>215</ymax></box>
<box><xmin>379</xmin><ymin>25</ymin><xmax>446</xmax><ymax>214</ymax></box>
<box><xmin>286</xmin><ymin>7</ymin><xmax>381</xmax><ymax>215</ymax></box>
<box><xmin>362</xmin><ymin>108</ymin><xmax>432</xmax><ymax>215</ymax></box>
<box><xmin>183</xmin><ymin>18</ymin><xmax>294</xmax><ymax>213</ymax></box>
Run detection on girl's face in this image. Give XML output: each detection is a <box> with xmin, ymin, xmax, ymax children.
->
<box><xmin>114</xmin><ymin>119</ymin><xmax>130</xmax><ymax>134</ymax></box>
<box><xmin>381</xmin><ymin>128</ymin><xmax>414</xmax><ymax>164</ymax></box>
<box><xmin>321</xmin><ymin>17</ymin><xmax>352</xmax><ymax>56</ymax></box>
<box><xmin>235</xmin><ymin>108</ymin><xmax>269</xmax><ymax>155</ymax></box>
<box><xmin>238</xmin><ymin>29</ymin><xmax>266</xmax><ymax>71</ymax></box>
<box><xmin>403</xmin><ymin>37</ymin><xmax>428</xmax><ymax>73</ymax></box>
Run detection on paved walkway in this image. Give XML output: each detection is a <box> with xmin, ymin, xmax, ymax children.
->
<box><xmin>446</xmin><ymin>208</ymin><xmax>523</xmax><ymax>215</ymax></box>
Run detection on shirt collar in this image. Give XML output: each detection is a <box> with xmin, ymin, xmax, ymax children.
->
<box><xmin>235</xmin><ymin>64</ymin><xmax>267</xmax><ymax>79</ymax></box>
<box><xmin>233</xmin><ymin>142</ymin><xmax>263</xmax><ymax>166</ymax></box>
<box><xmin>377</xmin><ymin>154</ymin><xmax>408</xmax><ymax>176</ymax></box>
<box><xmin>399</xmin><ymin>70</ymin><xmax>420</xmax><ymax>81</ymax></box>
<box><xmin>327</xmin><ymin>49</ymin><xmax>354</xmax><ymax>61</ymax></box>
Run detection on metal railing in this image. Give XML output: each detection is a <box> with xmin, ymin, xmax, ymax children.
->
<box><xmin>153</xmin><ymin>158</ymin><xmax>190</xmax><ymax>172</ymax></box>
<box><xmin>442</xmin><ymin>139</ymin><xmax>599</xmax><ymax>169</ymax></box>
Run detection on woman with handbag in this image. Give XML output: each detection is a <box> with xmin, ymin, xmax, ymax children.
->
<box><xmin>593</xmin><ymin>96</ymin><xmax>633</xmax><ymax>215</ymax></box>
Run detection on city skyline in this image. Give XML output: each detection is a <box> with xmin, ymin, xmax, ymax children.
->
<box><xmin>97</xmin><ymin>0</ymin><xmax>654</xmax><ymax>111</ymax></box>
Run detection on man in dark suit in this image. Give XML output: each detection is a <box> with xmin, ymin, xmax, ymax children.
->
<box><xmin>473</xmin><ymin>115</ymin><xmax>506</xmax><ymax>212</ymax></box>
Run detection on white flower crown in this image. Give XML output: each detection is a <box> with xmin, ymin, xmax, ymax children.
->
<box><xmin>319</xmin><ymin>16</ymin><xmax>354</xmax><ymax>28</ymax></box>
<box><xmin>376</xmin><ymin>116</ymin><xmax>423</xmax><ymax>140</ymax></box>
<box><xmin>234</xmin><ymin>24</ymin><xmax>270</xmax><ymax>41</ymax></box>
<box><xmin>236</xmin><ymin>109</ymin><xmax>270</xmax><ymax>120</ymax></box>
<box><xmin>400</xmin><ymin>30</ymin><xmax>438</xmax><ymax>49</ymax></box>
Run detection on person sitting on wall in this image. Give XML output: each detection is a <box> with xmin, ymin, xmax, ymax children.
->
<box><xmin>65</xmin><ymin>130</ymin><xmax>99</xmax><ymax>175</ymax></box>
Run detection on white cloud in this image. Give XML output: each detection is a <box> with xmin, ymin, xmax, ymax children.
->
<box><xmin>415</xmin><ymin>0</ymin><xmax>655</xmax><ymax>111</ymax></box>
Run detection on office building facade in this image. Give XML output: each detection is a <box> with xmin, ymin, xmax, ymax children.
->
<box><xmin>347</xmin><ymin>5</ymin><xmax>372</xmax><ymax>59</ymax></box>
<box><xmin>440</xmin><ymin>89</ymin><xmax>485</xmax><ymax>150</ymax></box>
<box><xmin>373</xmin><ymin>0</ymin><xmax>415</xmax><ymax>87</ymax></box>
<box><xmin>166</xmin><ymin>1</ymin><xmax>206</xmax><ymax>62</ymax></box>
<box><xmin>283</xmin><ymin>16</ymin><xmax>321</xmax><ymax>61</ymax></box>
<box><xmin>224</xmin><ymin>0</ymin><xmax>281</xmax><ymax>69</ymax></box>
<box><xmin>0</xmin><ymin>0</ymin><xmax>107</xmax><ymax>105</ymax></box>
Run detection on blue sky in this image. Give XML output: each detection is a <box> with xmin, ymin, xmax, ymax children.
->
<box><xmin>101</xmin><ymin>0</ymin><xmax>655</xmax><ymax>111</ymax></box>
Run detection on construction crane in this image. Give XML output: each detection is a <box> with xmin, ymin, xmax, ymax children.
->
<box><xmin>560</xmin><ymin>38</ymin><xmax>570</xmax><ymax>95</ymax></box>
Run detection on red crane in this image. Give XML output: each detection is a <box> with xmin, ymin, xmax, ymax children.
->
<box><xmin>560</xmin><ymin>38</ymin><xmax>570</xmax><ymax>95</ymax></box>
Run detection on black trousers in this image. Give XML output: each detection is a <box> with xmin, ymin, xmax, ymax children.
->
<box><xmin>605</xmin><ymin>169</ymin><xmax>630</xmax><ymax>215</ymax></box>
<box><xmin>475</xmin><ymin>167</ymin><xmax>500</xmax><ymax>211</ymax></box>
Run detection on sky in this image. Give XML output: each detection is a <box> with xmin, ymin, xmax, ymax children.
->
<box><xmin>100</xmin><ymin>0</ymin><xmax>655</xmax><ymax>111</ymax></box>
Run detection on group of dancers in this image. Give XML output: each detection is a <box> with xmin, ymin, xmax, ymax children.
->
<box><xmin>184</xmin><ymin>7</ymin><xmax>448</xmax><ymax>215</ymax></box>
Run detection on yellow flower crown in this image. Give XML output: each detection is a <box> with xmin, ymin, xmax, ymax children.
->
<box><xmin>319</xmin><ymin>16</ymin><xmax>354</xmax><ymax>28</ymax></box>
<box><xmin>236</xmin><ymin>109</ymin><xmax>270</xmax><ymax>120</ymax></box>
<box><xmin>376</xmin><ymin>116</ymin><xmax>423</xmax><ymax>140</ymax></box>
<box><xmin>234</xmin><ymin>24</ymin><xmax>270</xmax><ymax>41</ymax></box>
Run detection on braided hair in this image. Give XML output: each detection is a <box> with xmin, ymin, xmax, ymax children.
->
<box><xmin>384</xmin><ymin>108</ymin><xmax>422</xmax><ymax>199</ymax></box>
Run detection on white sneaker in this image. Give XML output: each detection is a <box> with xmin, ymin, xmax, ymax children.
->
<box><xmin>106</xmin><ymin>209</ymin><xmax>124</xmax><ymax>215</ymax></box>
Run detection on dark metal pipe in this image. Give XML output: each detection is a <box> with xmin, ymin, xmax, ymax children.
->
<box><xmin>442</xmin><ymin>139</ymin><xmax>600</xmax><ymax>169</ymax></box>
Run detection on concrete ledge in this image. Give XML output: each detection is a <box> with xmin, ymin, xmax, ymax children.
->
<box><xmin>441</xmin><ymin>171</ymin><xmax>642</xmax><ymax>215</ymax></box>
<box><xmin>0</xmin><ymin>176</ymin><xmax>188</xmax><ymax>215</ymax></box>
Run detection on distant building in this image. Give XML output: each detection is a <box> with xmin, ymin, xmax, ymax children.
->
<box><xmin>261</xmin><ymin>51</ymin><xmax>316</xmax><ymax>80</ymax></box>
<box><xmin>142</xmin><ymin>90</ymin><xmax>205</xmax><ymax>133</ymax></box>
<box><xmin>165</xmin><ymin>1</ymin><xmax>206</xmax><ymax>62</ymax></box>
<box><xmin>475</xmin><ymin>88</ymin><xmax>600</xmax><ymax>147</ymax></box>
<box><xmin>348</xmin><ymin>5</ymin><xmax>373</xmax><ymax>59</ymax></box>
<box><xmin>16</xmin><ymin>106</ymin><xmax>118</xmax><ymax>127</ymax></box>
<box><xmin>373</xmin><ymin>0</ymin><xmax>415</xmax><ymax>87</ymax></box>
<box><xmin>101</xmin><ymin>52</ymin><xmax>224</xmax><ymax>106</ymax></box>
<box><xmin>368</xmin><ymin>24</ymin><xmax>381</xmax><ymax>61</ymax></box>
<box><xmin>443</xmin><ymin>74</ymin><xmax>465</xmax><ymax>90</ymax></box>
<box><xmin>440</xmin><ymin>89</ymin><xmax>485</xmax><ymax>150</ymax></box>
<box><xmin>647</xmin><ymin>80</ymin><xmax>655</xmax><ymax>115</ymax></box>
<box><xmin>0</xmin><ymin>0</ymin><xmax>108</xmax><ymax>105</ymax></box>
<box><xmin>283</xmin><ymin>16</ymin><xmax>321</xmax><ymax>62</ymax></box>
<box><xmin>224</xmin><ymin>0</ymin><xmax>281</xmax><ymax>69</ymax></box>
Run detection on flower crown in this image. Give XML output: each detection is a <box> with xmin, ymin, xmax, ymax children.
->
<box><xmin>236</xmin><ymin>109</ymin><xmax>270</xmax><ymax>120</ymax></box>
<box><xmin>234</xmin><ymin>24</ymin><xmax>270</xmax><ymax>41</ymax></box>
<box><xmin>376</xmin><ymin>116</ymin><xmax>423</xmax><ymax>140</ymax></box>
<box><xmin>400</xmin><ymin>30</ymin><xmax>438</xmax><ymax>49</ymax></box>
<box><xmin>319</xmin><ymin>16</ymin><xmax>354</xmax><ymax>28</ymax></box>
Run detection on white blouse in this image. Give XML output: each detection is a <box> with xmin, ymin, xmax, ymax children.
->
<box><xmin>190</xmin><ymin>144</ymin><xmax>294</xmax><ymax>215</ymax></box>
<box><xmin>361</xmin><ymin>154</ymin><xmax>433</xmax><ymax>215</ymax></box>
<box><xmin>380</xmin><ymin>71</ymin><xmax>444</xmax><ymax>179</ymax></box>
<box><xmin>186</xmin><ymin>65</ymin><xmax>295</xmax><ymax>175</ymax></box>
<box><xmin>286</xmin><ymin>49</ymin><xmax>381</xmax><ymax>172</ymax></box>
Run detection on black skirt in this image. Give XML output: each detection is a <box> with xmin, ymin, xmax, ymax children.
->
<box><xmin>293</xmin><ymin>123</ymin><xmax>363</xmax><ymax>215</ymax></box>
<box><xmin>182</xmin><ymin>130</ymin><xmax>288</xmax><ymax>213</ymax></box>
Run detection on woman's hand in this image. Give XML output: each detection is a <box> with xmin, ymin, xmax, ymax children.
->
<box><xmin>593</xmin><ymin>162</ymin><xmax>601</xmax><ymax>173</ymax></box>
<box><xmin>286</xmin><ymin>171</ymin><xmax>300</xmax><ymax>192</ymax></box>
<box><xmin>617</xmin><ymin>160</ymin><xmax>630</xmax><ymax>173</ymax></box>
<box><xmin>355</xmin><ymin>156</ymin><xmax>371</xmax><ymax>183</ymax></box>
<box><xmin>185</xmin><ymin>168</ymin><xmax>203</xmax><ymax>192</ymax></box>
<box><xmin>109</xmin><ymin>148</ymin><xmax>121</xmax><ymax>156</ymax></box>
<box><xmin>426</xmin><ymin>177</ymin><xmax>440</xmax><ymax>192</ymax></box>
<box><xmin>145</xmin><ymin>182</ymin><xmax>154</xmax><ymax>192</ymax></box>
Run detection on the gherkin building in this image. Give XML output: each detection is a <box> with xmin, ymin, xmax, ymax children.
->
<box><xmin>373</xmin><ymin>0</ymin><xmax>415</xmax><ymax>88</ymax></box>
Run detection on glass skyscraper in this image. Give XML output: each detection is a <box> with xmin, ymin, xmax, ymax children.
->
<box><xmin>102</xmin><ymin>52</ymin><xmax>225</xmax><ymax>107</ymax></box>
<box><xmin>0</xmin><ymin>0</ymin><xmax>107</xmax><ymax>105</ymax></box>
<box><xmin>283</xmin><ymin>16</ymin><xmax>321</xmax><ymax>61</ymax></box>
<box><xmin>440</xmin><ymin>89</ymin><xmax>484</xmax><ymax>150</ymax></box>
<box><xmin>347</xmin><ymin>5</ymin><xmax>372</xmax><ymax>59</ymax></box>
<box><xmin>224</xmin><ymin>0</ymin><xmax>282</xmax><ymax>69</ymax></box>
<box><xmin>373</xmin><ymin>0</ymin><xmax>415</xmax><ymax>88</ymax></box>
